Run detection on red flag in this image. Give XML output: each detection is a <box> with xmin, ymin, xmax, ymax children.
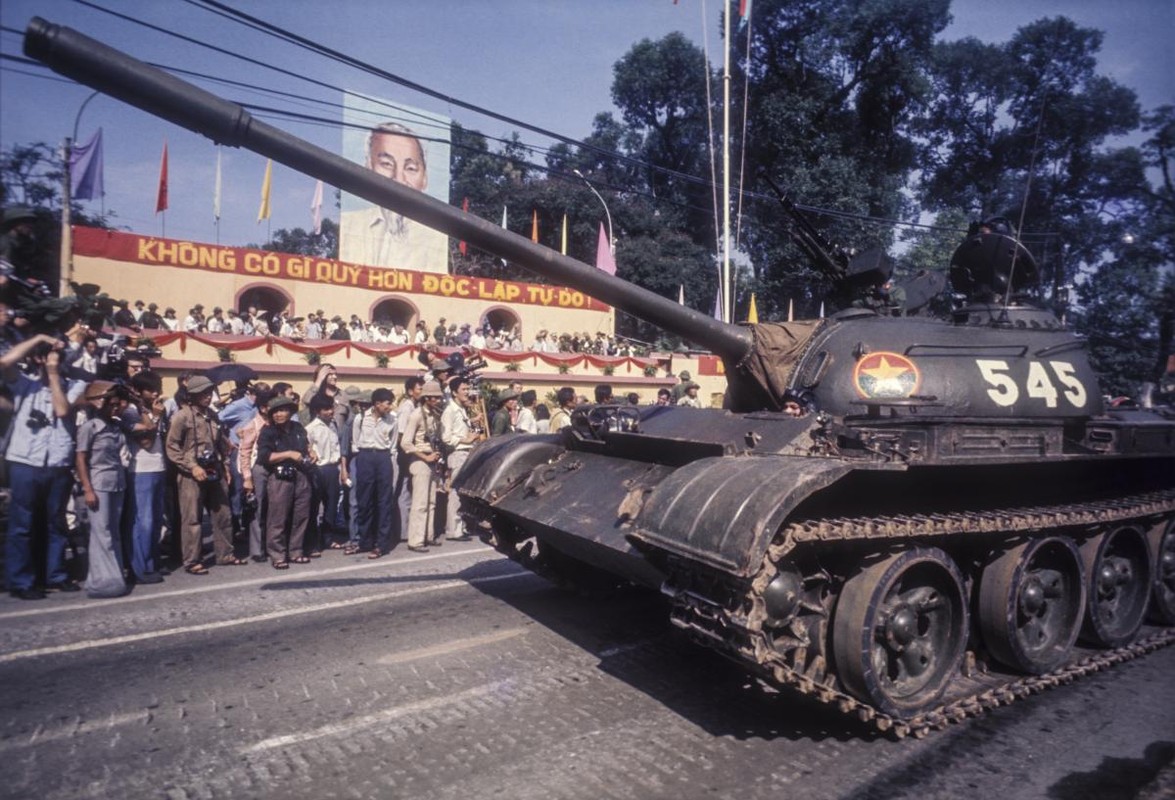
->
<box><xmin>155</xmin><ymin>140</ymin><xmax>169</xmax><ymax>214</ymax></box>
<box><xmin>459</xmin><ymin>197</ymin><xmax>469</xmax><ymax>255</ymax></box>
<box><xmin>595</xmin><ymin>222</ymin><xmax>616</xmax><ymax>276</ymax></box>
<box><xmin>531</xmin><ymin>209</ymin><xmax>539</xmax><ymax>243</ymax></box>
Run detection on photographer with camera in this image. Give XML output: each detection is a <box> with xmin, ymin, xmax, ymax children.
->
<box><xmin>165</xmin><ymin>375</ymin><xmax>242</xmax><ymax>574</ymax></box>
<box><xmin>3</xmin><ymin>333</ymin><xmax>87</xmax><ymax>599</ymax></box>
<box><xmin>400</xmin><ymin>381</ymin><xmax>445</xmax><ymax>552</ymax></box>
<box><xmin>256</xmin><ymin>394</ymin><xmax>314</xmax><ymax>569</ymax></box>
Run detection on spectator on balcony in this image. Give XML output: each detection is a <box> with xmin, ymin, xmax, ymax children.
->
<box><xmin>141</xmin><ymin>303</ymin><xmax>164</xmax><ymax>330</ymax></box>
<box><xmin>112</xmin><ymin>299</ymin><xmax>139</xmax><ymax>331</ymax></box>
<box><xmin>227</xmin><ymin>309</ymin><xmax>245</xmax><ymax>335</ymax></box>
<box><xmin>182</xmin><ymin>305</ymin><xmax>203</xmax><ymax>334</ymax></box>
<box><xmin>388</xmin><ymin>323</ymin><xmax>410</xmax><ymax>346</ymax></box>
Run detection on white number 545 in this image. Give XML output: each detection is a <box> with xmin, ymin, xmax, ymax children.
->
<box><xmin>975</xmin><ymin>360</ymin><xmax>1088</xmax><ymax>409</ymax></box>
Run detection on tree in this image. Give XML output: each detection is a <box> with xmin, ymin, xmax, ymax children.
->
<box><xmin>2</xmin><ymin>141</ymin><xmax>114</xmax><ymax>289</ymax></box>
<box><xmin>247</xmin><ymin>218</ymin><xmax>338</xmax><ymax>259</ymax></box>
<box><xmin>1072</xmin><ymin>107</ymin><xmax>1175</xmax><ymax>395</ymax></box>
<box><xmin>734</xmin><ymin>0</ymin><xmax>950</xmax><ymax>318</ymax></box>
<box><xmin>611</xmin><ymin>32</ymin><xmax>714</xmax><ymax>239</ymax></box>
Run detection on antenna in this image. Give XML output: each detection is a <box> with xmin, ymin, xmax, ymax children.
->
<box><xmin>1004</xmin><ymin>96</ymin><xmax>1048</xmax><ymax>310</ymax></box>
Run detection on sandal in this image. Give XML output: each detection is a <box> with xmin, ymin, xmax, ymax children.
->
<box><xmin>308</xmin><ymin>551</ymin><xmax>322</xmax><ymax>558</ymax></box>
<box><xmin>272</xmin><ymin>561</ymin><xmax>289</xmax><ymax>570</ymax></box>
<box><xmin>329</xmin><ymin>542</ymin><xmax>345</xmax><ymax>550</ymax></box>
<box><xmin>342</xmin><ymin>545</ymin><xmax>362</xmax><ymax>556</ymax></box>
<box><xmin>184</xmin><ymin>564</ymin><xmax>210</xmax><ymax>575</ymax></box>
<box><xmin>292</xmin><ymin>556</ymin><xmax>311</xmax><ymax>564</ymax></box>
<box><xmin>218</xmin><ymin>556</ymin><xmax>248</xmax><ymax>566</ymax></box>
<box><xmin>367</xmin><ymin>550</ymin><xmax>384</xmax><ymax>560</ymax></box>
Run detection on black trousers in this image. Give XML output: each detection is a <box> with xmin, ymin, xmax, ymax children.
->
<box><xmin>355</xmin><ymin>449</ymin><xmax>394</xmax><ymax>552</ymax></box>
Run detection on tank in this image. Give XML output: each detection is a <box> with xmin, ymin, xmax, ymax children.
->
<box><xmin>25</xmin><ymin>17</ymin><xmax>1175</xmax><ymax>738</ymax></box>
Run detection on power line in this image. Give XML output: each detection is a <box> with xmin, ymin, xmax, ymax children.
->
<box><xmin>9</xmin><ymin>9</ymin><xmax>1020</xmax><ymax>240</ymax></box>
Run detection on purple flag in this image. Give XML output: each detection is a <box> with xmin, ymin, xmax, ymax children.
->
<box><xmin>595</xmin><ymin>222</ymin><xmax>616</xmax><ymax>275</ymax></box>
<box><xmin>71</xmin><ymin>128</ymin><xmax>104</xmax><ymax>201</ymax></box>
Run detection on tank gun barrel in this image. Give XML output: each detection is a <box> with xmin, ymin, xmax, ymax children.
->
<box><xmin>23</xmin><ymin>18</ymin><xmax>753</xmax><ymax>364</ymax></box>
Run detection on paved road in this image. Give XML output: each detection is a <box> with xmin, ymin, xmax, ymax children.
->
<box><xmin>1</xmin><ymin>542</ymin><xmax>1172</xmax><ymax>800</ymax></box>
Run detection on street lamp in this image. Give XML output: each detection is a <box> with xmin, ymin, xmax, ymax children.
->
<box><xmin>573</xmin><ymin>169</ymin><xmax>614</xmax><ymax>255</ymax></box>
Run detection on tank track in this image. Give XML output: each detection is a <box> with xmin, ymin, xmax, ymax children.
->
<box><xmin>666</xmin><ymin>489</ymin><xmax>1175</xmax><ymax>739</ymax></box>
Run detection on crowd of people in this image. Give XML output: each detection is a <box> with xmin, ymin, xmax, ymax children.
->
<box><xmin>109</xmin><ymin>299</ymin><xmax>647</xmax><ymax>356</ymax></box>
<box><xmin>0</xmin><ymin>205</ymin><xmax>725</xmax><ymax>603</ymax></box>
<box><xmin>2</xmin><ymin>302</ymin><xmax>717</xmax><ymax>602</ymax></box>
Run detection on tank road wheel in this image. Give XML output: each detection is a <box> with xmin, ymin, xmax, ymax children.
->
<box><xmin>1080</xmin><ymin>526</ymin><xmax>1152</xmax><ymax>647</ymax></box>
<box><xmin>1147</xmin><ymin>520</ymin><xmax>1175</xmax><ymax>625</ymax></box>
<box><xmin>832</xmin><ymin>548</ymin><xmax>968</xmax><ymax>719</ymax></box>
<box><xmin>978</xmin><ymin>537</ymin><xmax>1086</xmax><ymax>674</ymax></box>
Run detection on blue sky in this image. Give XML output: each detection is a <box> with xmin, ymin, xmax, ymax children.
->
<box><xmin>1</xmin><ymin>0</ymin><xmax>1171</xmax><ymax>249</ymax></box>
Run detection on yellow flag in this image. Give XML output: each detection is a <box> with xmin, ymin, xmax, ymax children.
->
<box><xmin>560</xmin><ymin>213</ymin><xmax>568</xmax><ymax>255</ymax></box>
<box><xmin>257</xmin><ymin>159</ymin><xmax>272</xmax><ymax>222</ymax></box>
<box><xmin>748</xmin><ymin>293</ymin><xmax>759</xmax><ymax>324</ymax></box>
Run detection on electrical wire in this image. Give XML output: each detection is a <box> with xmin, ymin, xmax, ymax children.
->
<box><xmin>6</xmin><ymin>7</ymin><xmax>1051</xmax><ymax>242</ymax></box>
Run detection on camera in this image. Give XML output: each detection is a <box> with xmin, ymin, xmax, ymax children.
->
<box><xmin>274</xmin><ymin>463</ymin><xmax>298</xmax><ymax>481</ymax></box>
<box><xmin>195</xmin><ymin>447</ymin><xmax>221</xmax><ymax>482</ymax></box>
<box><xmin>26</xmin><ymin>408</ymin><xmax>51</xmax><ymax>430</ymax></box>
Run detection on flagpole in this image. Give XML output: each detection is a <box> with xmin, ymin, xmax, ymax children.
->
<box><xmin>61</xmin><ymin>90</ymin><xmax>100</xmax><ymax>297</ymax></box>
<box><xmin>722</xmin><ymin>0</ymin><xmax>732</xmax><ymax>324</ymax></box>
<box><xmin>59</xmin><ymin>136</ymin><xmax>72</xmax><ymax>299</ymax></box>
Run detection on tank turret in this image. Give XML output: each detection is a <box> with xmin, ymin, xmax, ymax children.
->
<box><xmin>23</xmin><ymin>17</ymin><xmax>1174</xmax><ymax>739</ymax></box>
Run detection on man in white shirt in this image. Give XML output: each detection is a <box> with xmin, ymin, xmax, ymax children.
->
<box><xmin>206</xmin><ymin>307</ymin><xmax>225</xmax><ymax>334</ymax></box>
<box><xmin>227</xmin><ymin>310</ymin><xmax>245</xmax><ymax>335</ymax></box>
<box><xmin>532</xmin><ymin>330</ymin><xmax>558</xmax><ymax>353</ymax></box>
<box><xmin>469</xmin><ymin>327</ymin><xmax>487</xmax><ymax>350</ymax></box>
<box><xmin>305</xmin><ymin>393</ymin><xmax>343</xmax><ymax>551</ymax></box>
<box><xmin>346</xmin><ymin>387</ymin><xmax>397</xmax><ymax>557</ymax></box>
<box><xmin>388</xmin><ymin>323</ymin><xmax>410</xmax><ymax>346</ymax></box>
<box><xmin>394</xmin><ymin>376</ymin><xmax>424</xmax><ymax>533</ymax></box>
<box><xmin>183</xmin><ymin>305</ymin><xmax>203</xmax><ymax>333</ymax></box>
<box><xmin>440</xmin><ymin>376</ymin><xmax>485</xmax><ymax>541</ymax></box>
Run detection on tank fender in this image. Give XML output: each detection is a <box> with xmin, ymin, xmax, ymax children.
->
<box><xmin>631</xmin><ymin>456</ymin><xmax>857</xmax><ymax>577</ymax></box>
<box><xmin>451</xmin><ymin>434</ymin><xmax>566</xmax><ymax>504</ymax></box>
